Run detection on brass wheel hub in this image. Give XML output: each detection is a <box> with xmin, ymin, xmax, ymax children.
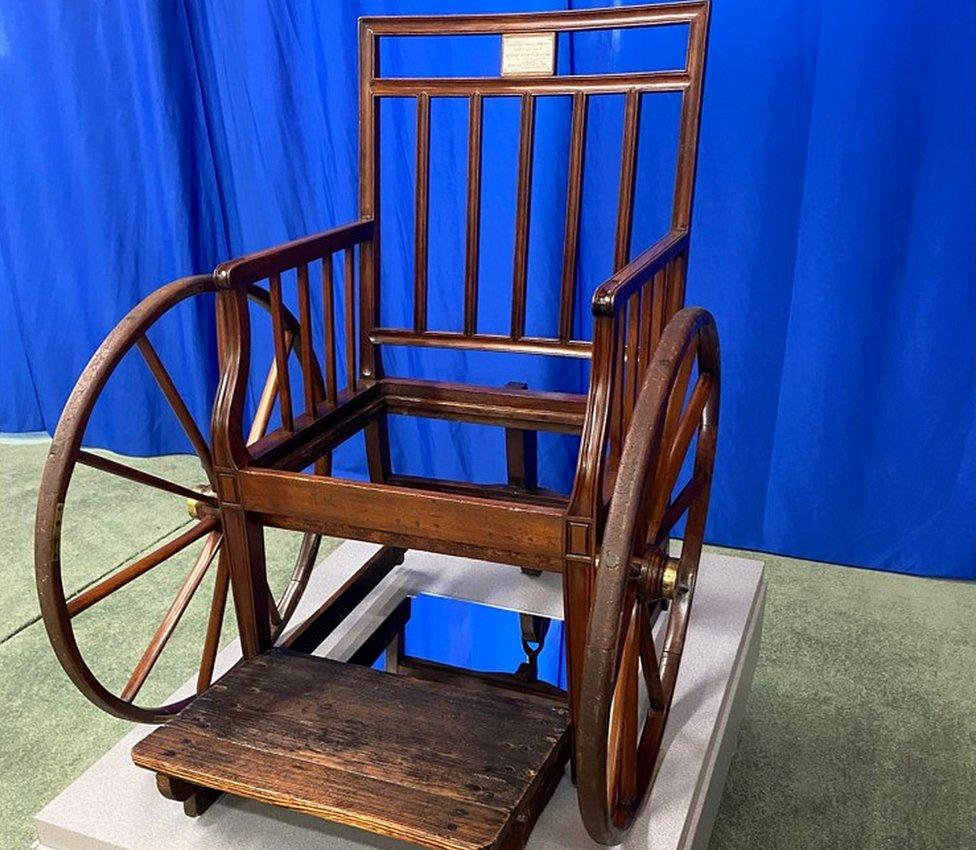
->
<box><xmin>632</xmin><ymin>550</ymin><xmax>681</xmax><ymax>602</ymax></box>
<box><xmin>186</xmin><ymin>486</ymin><xmax>217</xmax><ymax>520</ymax></box>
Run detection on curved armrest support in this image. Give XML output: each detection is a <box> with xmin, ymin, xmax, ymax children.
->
<box><xmin>591</xmin><ymin>229</ymin><xmax>688</xmax><ymax>317</ymax></box>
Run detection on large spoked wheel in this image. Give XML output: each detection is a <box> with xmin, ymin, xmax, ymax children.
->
<box><xmin>35</xmin><ymin>276</ymin><xmax>323</xmax><ymax>724</ymax></box>
<box><xmin>577</xmin><ymin>307</ymin><xmax>720</xmax><ymax>844</ymax></box>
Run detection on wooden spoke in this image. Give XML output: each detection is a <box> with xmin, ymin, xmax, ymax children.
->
<box><xmin>266</xmin><ymin>578</ymin><xmax>282</xmax><ymax>628</ymax></box>
<box><xmin>136</xmin><ymin>336</ymin><xmax>213</xmax><ymax>474</ymax></box>
<box><xmin>76</xmin><ymin>450</ymin><xmax>218</xmax><ymax>507</ymax></box>
<box><xmin>121</xmin><ymin>531</ymin><xmax>222</xmax><ymax>703</ymax></box>
<box><xmin>607</xmin><ymin>604</ymin><xmax>639</xmax><ymax>804</ymax></box>
<box><xmin>661</xmin><ymin>374</ymin><xmax>713</xmax><ymax>495</ymax></box>
<box><xmin>654</xmin><ymin>474</ymin><xmax>705</xmax><ymax>545</ymax></box>
<box><xmin>578</xmin><ymin>309</ymin><xmax>719</xmax><ymax>844</ymax></box>
<box><xmin>649</xmin><ymin>351</ymin><xmax>704</xmax><ymax>529</ymax></box>
<box><xmin>247</xmin><ymin>331</ymin><xmax>294</xmax><ymax>445</ymax></box>
<box><xmin>196</xmin><ymin>546</ymin><xmax>230</xmax><ymax>694</ymax></box>
<box><xmin>67</xmin><ymin>517</ymin><xmax>219</xmax><ymax>618</ymax></box>
<box><xmin>613</xmin><ymin>582</ymin><xmax>638</xmax><ymax>672</ymax></box>
<box><xmin>268</xmin><ymin>274</ymin><xmax>294</xmax><ymax>432</ymax></box>
<box><xmin>639</xmin><ymin>603</ymin><xmax>666</xmax><ymax>711</ymax></box>
<box><xmin>659</xmin><ymin>337</ymin><xmax>697</xmax><ymax>456</ymax></box>
<box><xmin>35</xmin><ymin>275</ymin><xmax>324</xmax><ymax>724</ymax></box>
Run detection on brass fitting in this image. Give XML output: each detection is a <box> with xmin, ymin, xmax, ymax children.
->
<box><xmin>660</xmin><ymin>558</ymin><xmax>679</xmax><ymax>600</ymax></box>
<box><xmin>186</xmin><ymin>486</ymin><xmax>215</xmax><ymax>519</ymax></box>
<box><xmin>633</xmin><ymin>550</ymin><xmax>681</xmax><ymax>602</ymax></box>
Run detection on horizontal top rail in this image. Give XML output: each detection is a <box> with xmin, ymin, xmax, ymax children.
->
<box><xmin>371</xmin><ymin>72</ymin><xmax>690</xmax><ymax>97</ymax></box>
<box><xmin>592</xmin><ymin>228</ymin><xmax>689</xmax><ymax>316</ymax></box>
<box><xmin>215</xmin><ymin>219</ymin><xmax>374</xmax><ymax>288</ymax></box>
<box><xmin>361</xmin><ymin>2</ymin><xmax>707</xmax><ymax>36</ymax></box>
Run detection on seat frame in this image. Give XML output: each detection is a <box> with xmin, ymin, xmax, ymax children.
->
<box><xmin>209</xmin><ymin>1</ymin><xmax>709</xmax><ymax>736</ymax></box>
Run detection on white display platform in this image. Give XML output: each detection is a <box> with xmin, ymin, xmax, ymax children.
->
<box><xmin>35</xmin><ymin>542</ymin><xmax>765</xmax><ymax>850</ymax></box>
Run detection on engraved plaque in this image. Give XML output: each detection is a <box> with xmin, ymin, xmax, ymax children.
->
<box><xmin>501</xmin><ymin>32</ymin><xmax>556</xmax><ymax>77</ymax></box>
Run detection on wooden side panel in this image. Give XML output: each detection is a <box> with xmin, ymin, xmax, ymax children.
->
<box><xmin>238</xmin><ymin>469</ymin><xmax>566</xmax><ymax>572</ymax></box>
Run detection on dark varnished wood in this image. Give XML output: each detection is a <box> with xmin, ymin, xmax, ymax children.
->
<box><xmin>39</xmin><ymin>3</ymin><xmax>716</xmax><ymax>846</ymax></box>
<box><xmin>415</xmin><ymin>92</ymin><xmax>431</xmax><ymax>333</ymax></box>
<box><xmin>134</xmin><ymin>650</ymin><xmax>571</xmax><ymax>850</ymax></box>
<box><xmin>576</xmin><ymin>308</ymin><xmax>719</xmax><ymax>843</ymax></box>
<box><xmin>203</xmin><ymin>4</ymin><xmax>712</xmax><ymax>843</ymax></box>
<box><xmin>371</xmin><ymin>72</ymin><xmax>690</xmax><ymax>98</ymax></box>
<box><xmin>237</xmin><ymin>469</ymin><xmax>566</xmax><ymax>573</ymax></box>
<box><xmin>34</xmin><ymin>279</ymin><xmax>322</xmax><ymax>723</ymax></box>
<box><xmin>464</xmin><ymin>93</ymin><xmax>483</xmax><ymax>337</ymax></box>
<box><xmin>282</xmin><ymin>545</ymin><xmax>405</xmax><ymax>654</ymax></box>
<box><xmin>511</xmin><ymin>93</ymin><xmax>535</xmax><ymax>341</ymax></box>
<box><xmin>559</xmin><ymin>92</ymin><xmax>588</xmax><ymax>343</ymax></box>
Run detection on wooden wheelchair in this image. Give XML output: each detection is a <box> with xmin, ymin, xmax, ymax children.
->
<box><xmin>35</xmin><ymin>3</ymin><xmax>717</xmax><ymax>847</ymax></box>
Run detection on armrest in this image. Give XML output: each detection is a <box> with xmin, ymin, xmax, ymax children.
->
<box><xmin>214</xmin><ymin>219</ymin><xmax>374</xmax><ymax>288</ymax></box>
<box><xmin>569</xmin><ymin>228</ymin><xmax>690</xmax><ymax>518</ymax></box>
<box><xmin>591</xmin><ymin>228</ymin><xmax>688</xmax><ymax>317</ymax></box>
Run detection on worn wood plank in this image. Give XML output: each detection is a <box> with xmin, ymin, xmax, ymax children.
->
<box><xmin>134</xmin><ymin>650</ymin><xmax>569</xmax><ymax>850</ymax></box>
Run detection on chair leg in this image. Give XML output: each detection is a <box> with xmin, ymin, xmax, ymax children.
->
<box><xmin>505</xmin><ymin>381</ymin><xmax>541</xmax><ymax>576</ymax></box>
<box><xmin>365</xmin><ymin>412</ymin><xmax>392</xmax><ymax>483</ymax></box>
<box><xmin>156</xmin><ymin>774</ymin><xmax>222</xmax><ymax>817</ymax></box>
<box><xmin>562</xmin><ymin>554</ymin><xmax>595</xmax><ymax>783</ymax></box>
<box><xmin>220</xmin><ymin>505</ymin><xmax>272</xmax><ymax>657</ymax></box>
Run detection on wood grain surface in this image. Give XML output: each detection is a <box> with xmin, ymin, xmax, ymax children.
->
<box><xmin>133</xmin><ymin>650</ymin><xmax>571</xmax><ymax>850</ymax></box>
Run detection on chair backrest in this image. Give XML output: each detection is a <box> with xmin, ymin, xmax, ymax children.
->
<box><xmin>357</xmin><ymin>1</ymin><xmax>709</xmax><ymax>378</ymax></box>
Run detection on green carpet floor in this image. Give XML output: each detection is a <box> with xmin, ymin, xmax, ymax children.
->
<box><xmin>1</xmin><ymin>440</ymin><xmax>973</xmax><ymax>849</ymax></box>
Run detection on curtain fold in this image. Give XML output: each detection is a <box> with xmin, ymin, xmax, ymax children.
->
<box><xmin>1</xmin><ymin>0</ymin><xmax>972</xmax><ymax>578</ymax></box>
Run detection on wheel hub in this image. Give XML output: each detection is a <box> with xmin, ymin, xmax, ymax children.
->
<box><xmin>186</xmin><ymin>486</ymin><xmax>218</xmax><ymax>520</ymax></box>
<box><xmin>632</xmin><ymin>550</ymin><xmax>681</xmax><ymax>603</ymax></box>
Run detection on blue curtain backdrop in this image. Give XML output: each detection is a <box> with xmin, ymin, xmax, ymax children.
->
<box><xmin>1</xmin><ymin>0</ymin><xmax>973</xmax><ymax>581</ymax></box>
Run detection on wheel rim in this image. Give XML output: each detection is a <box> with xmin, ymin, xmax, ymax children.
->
<box><xmin>35</xmin><ymin>276</ymin><xmax>323</xmax><ymax>723</ymax></box>
<box><xmin>577</xmin><ymin>307</ymin><xmax>720</xmax><ymax>844</ymax></box>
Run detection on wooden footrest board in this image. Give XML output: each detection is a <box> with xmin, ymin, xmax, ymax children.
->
<box><xmin>132</xmin><ymin>649</ymin><xmax>571</xmax><ymax>850</ymax></box>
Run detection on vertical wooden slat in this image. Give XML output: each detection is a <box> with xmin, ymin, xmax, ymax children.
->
<box><xmin>321</xmin><ymin>257</ymin><xmax>338</xmax><ymax>405</ymax></box>
<box><xmin>268</xmin><ymin>273</ymin><xmax>294</xmax><ymax>432</ymax></box>
<box><xmin>623</xmin><ymin>297</ymin><xmax>640</xmax><ymax>432</ymax></box>
<box><xmin>559</xmin><ymin>92</ymin><xmax>588</xmax><ymax>343</ymax></box>
<box><xmin>358</xmin><ymin>22</ymin><xmax>380</xmax><ymax>381</ymax></box>
<box><xmin>296</xmin><ymin>263</ymin><xmax>317</xmax><ymax>414</ymax></box>
<box><xmin>511</xmin><ymin>93</ymin><xmax>536</xmax><ymax>341</ymax></box>
<box><xmin>344</xmin><ymin>247</ymin><xmax>357</xmax><ymax>391</ymax></box>
<box><xmin>649</xmin><ymin>268</ymin><xmax>666</xmax><ymax>354</ymax></box>
<box><xmin>636</xmin><ymin>285</ymin><xmax>653</xmax><ymax>382</ymax></box>
<box><xmin>672</xmin><ymin>7</ymin><xmax>710</xmax><ymax>229</ymax></box>
<box><xmin>608</xmin><ymin>317</ymin><xmax>627</xmax><ymax>480</ymax></box>
<box><xmin>667</xmin><ymin>252</ymin><xmax>687</xmax><ymax>316</ymax></box>
<box><xmin>463</xmin><ymin>93</ymin><xmax>483</xmax><ymax>337</ymax></box>
<box><xmin>414</xmin><ymin>92</ymin><xmax>431</xmax><ymax>333</ymax></box>
<box><xmin>614</xmin><ymin>88</ymin><xmax>642</xmax><ymax>272</ymax></box>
